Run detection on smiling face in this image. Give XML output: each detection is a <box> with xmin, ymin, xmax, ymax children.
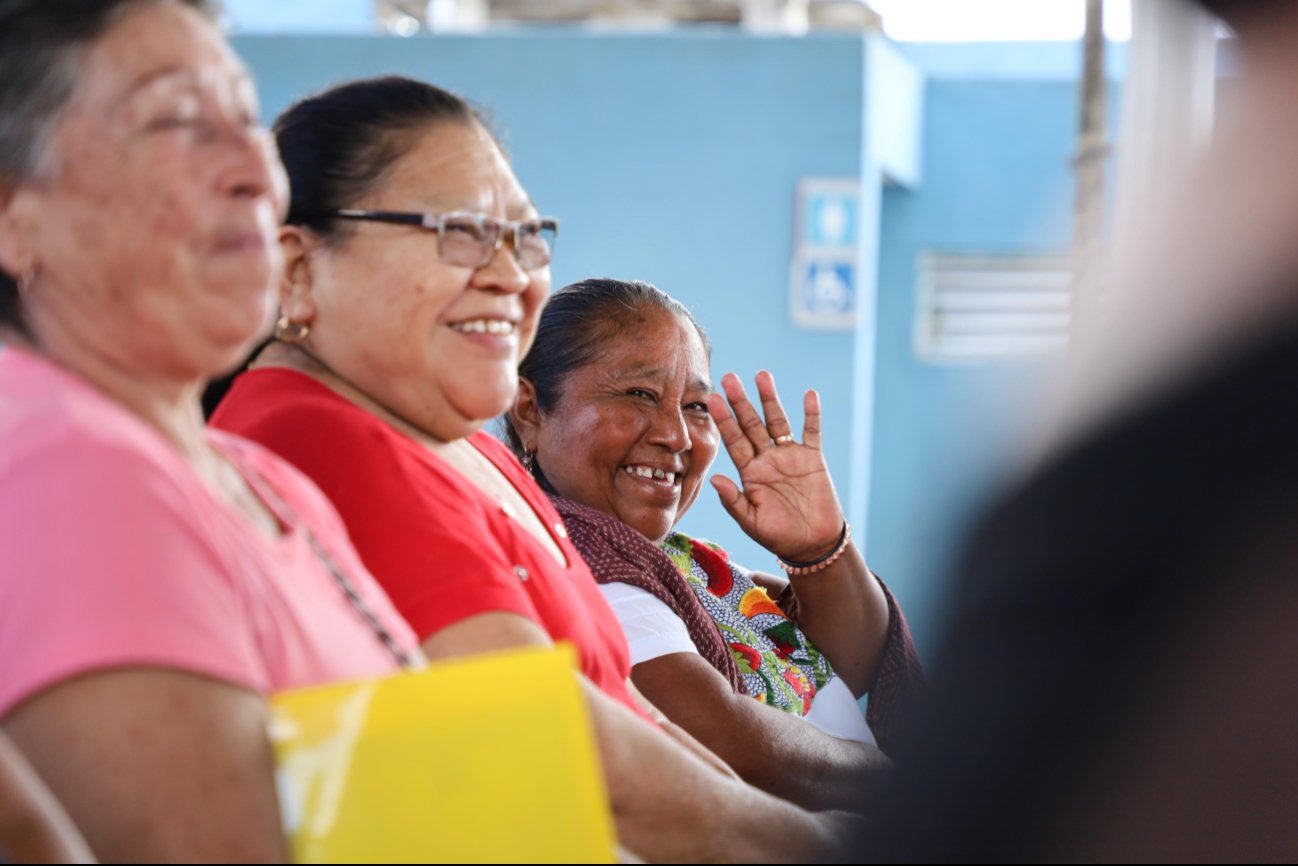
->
<box><xmin>534</xmin><ymin>307</ymin><xmax>719</xmax><ymax>542</ymax></box>
<box><xmin>4</xmin><ymin>0</ymin><xmax>287</xmax><ymax>381</ymax></box>
<box><xmin>291</xmin><ymin>120</ymin><xmax>551</xmax><ymax>441</ymax></box>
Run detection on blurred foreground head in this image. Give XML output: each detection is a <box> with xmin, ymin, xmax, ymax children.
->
<box><xmin>866</xmin><ymin>1</ymin><xmax>1298</xmax><ymax>861</ymax></box>
<box><xmin>1051</xmin><ymin>0</ymin><xmax>1298</xmax><ymax>448</ymax></box>
<box><xmin>0</xmin><ymin>0</ymin><xmax>286</xmax><ymax>380</ymax></box>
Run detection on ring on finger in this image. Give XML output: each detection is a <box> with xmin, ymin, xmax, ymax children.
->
<box><xmin>773</xmin><ymin>434</ymin><xmax>795</xmax><ymax>446</ymax></box>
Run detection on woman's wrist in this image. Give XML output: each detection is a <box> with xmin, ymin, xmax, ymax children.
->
<box><xmin>776</xmin><ymin>523</ymin><xmax>851</xmax><ymax>575</ymax></box>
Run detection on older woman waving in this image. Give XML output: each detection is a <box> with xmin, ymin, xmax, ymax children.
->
<box><xmin>505</xmin><ymin>278</ymin><xmax>925</xmax><ymax>812</ymax></box>
<box><xmin>0</xmin><ymin>2</ymin><xmax>420</xmax><ymax>860</ymax></box>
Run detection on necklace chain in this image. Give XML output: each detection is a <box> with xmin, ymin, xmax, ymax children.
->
<box><xmin>304</xmin><ymin>534</ymin><xmax>420</xmax><ymax>670</ymax></box>
<box><xmin>233</xmin><ymin>444</ymin><xmax>418</xmax><ymax>671</ymax></box>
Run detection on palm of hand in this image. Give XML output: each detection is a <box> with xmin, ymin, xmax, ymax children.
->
<box><xmin>708</xmin><ymin>372</ymin><xmax>845</xmax><ymax>562</ymax></box>
<box><xmin>731</xmin><ymin>443</ymin><xmax>843</xmax><ymax>560</ymax></box>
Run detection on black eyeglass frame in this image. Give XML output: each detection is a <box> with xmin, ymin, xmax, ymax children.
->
<box><xmin>324</xmin><ymin>209</ymin><xmax>559</xmax><ymax>270</ymax></box>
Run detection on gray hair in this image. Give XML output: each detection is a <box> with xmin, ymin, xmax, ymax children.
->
<box><xmin>0</xmin><ymin>0</ymin><xmax>216</xmax><ymax>331</ymax></box>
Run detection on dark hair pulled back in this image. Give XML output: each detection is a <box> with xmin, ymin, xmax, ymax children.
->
<box><xmin>273</xmin><ymin>75</ymin><xmax>496</xmax><ymax>242</ymax></box>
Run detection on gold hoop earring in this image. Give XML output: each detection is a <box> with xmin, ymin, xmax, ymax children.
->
<box><xmin>274</xmin><ymin>314</ymin><xmax>310</xmax><ymax>344</ymax></box>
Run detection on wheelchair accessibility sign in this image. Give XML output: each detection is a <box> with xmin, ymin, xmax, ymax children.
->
<box><xmin>799</xmin><ymin>259</ymin><xmax>855</xmax><ymax>318</ymax></box>
<box><xmin>790</xmin><ymin>178</ymin><xmax>859</xmax><ymax>330</ymax></box>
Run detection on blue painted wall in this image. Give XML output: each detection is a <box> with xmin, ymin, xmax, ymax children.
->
<box><xmin>234</xmin><ymin>31</ymin><xmax>867</xmax><ymax>571</ymax></box>
<box><xmin>899</xmin><ymin>40</ymin><xmax>1128</xmax><ymax>81</ymax></box>
<box><xmin>867</xmin><ymin>82</ymin><xmax>1075</xmax><ymax>651</ymax></box>
<box><xmin>866</xmin><ymin>46</ymin><xmax>1125</xmax><ymax>652</ymax></box>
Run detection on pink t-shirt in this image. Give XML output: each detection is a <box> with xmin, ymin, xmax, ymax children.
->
<box><xmin>0</xmin><ymin>348</ymin><xmax>419</xmax><ymax>716</ymax></box>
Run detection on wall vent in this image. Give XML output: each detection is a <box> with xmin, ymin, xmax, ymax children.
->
<box><xmin>914</xmin><ymin>253</ymin><xmax>1073</xmax><ymax>363</ymax></box>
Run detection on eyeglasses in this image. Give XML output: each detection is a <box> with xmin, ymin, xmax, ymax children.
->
<box><xmin>325</xmin><ymin>209</ymin><xmax>558</xmax><ymax>271</ymax></box>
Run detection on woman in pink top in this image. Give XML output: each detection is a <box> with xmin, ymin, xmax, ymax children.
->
<box><xmin>0</xmin><ymin>2</ymin><xmax>419</xmax><ymax>861</ymax></box>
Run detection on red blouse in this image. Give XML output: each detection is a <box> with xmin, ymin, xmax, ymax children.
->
<box><xmin>212</xmin><ymin>368</ymin><xmax>648</xmax><ymax>720</ymax></box>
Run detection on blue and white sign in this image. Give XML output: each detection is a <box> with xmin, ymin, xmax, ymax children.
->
<box><xmin>790</xmin><ymin>178</ymin><xmax>859</xmax><ymax>330</ymax></box>
<box><xmin>799</xmin><ymin>260</ymin><xmax>856</xmax><ymax>318</ymax></box>
<box><xmin>805</xmin><ymin>192</ymin><xmax>858</xmax><ymax>250</ymax></box>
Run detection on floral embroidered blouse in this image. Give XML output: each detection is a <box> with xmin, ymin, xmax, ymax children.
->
<box><xmin>661</xmin><ymin>532</ymin><xmax>833</xmax><ymax>716</ymax></box>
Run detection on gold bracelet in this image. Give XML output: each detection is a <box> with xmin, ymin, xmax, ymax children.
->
<box><xmin>776</xmin><ymin>523</ymin><xmax>851</xmax><ymax>575</ymax></box>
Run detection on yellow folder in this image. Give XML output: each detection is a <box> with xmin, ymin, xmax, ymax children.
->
<box><xmin>269</xmin><ymin>644</ymin><xmax>616</xmax><ymax>863</ymax></box>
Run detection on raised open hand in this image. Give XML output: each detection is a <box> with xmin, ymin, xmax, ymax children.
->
<box><xmin>707</xmin><ymin>371</ymin><xmax>845</xmax><ymax>563</ymax></box>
